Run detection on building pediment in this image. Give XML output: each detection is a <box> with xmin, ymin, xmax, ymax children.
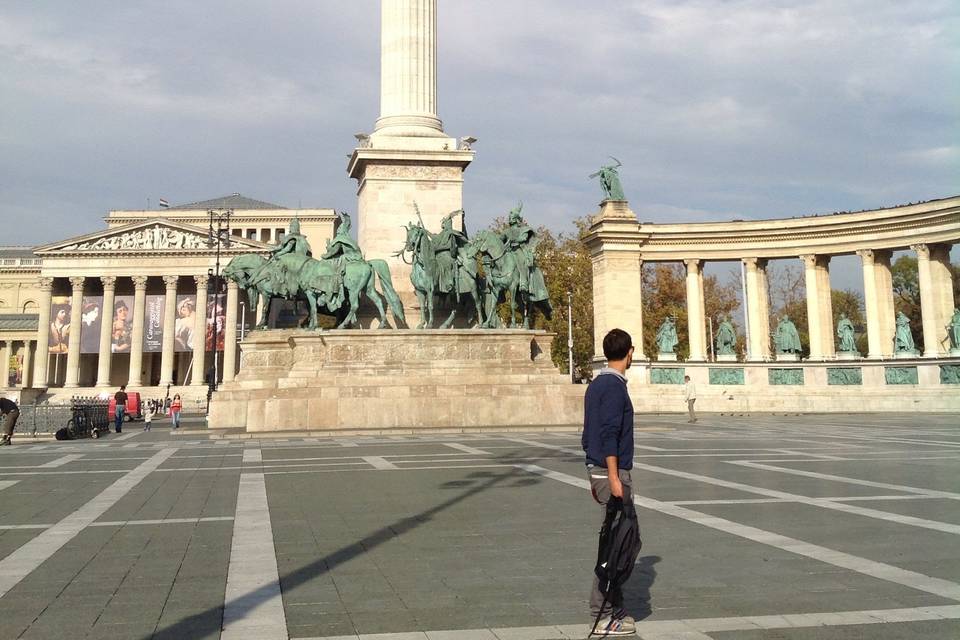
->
<box><xmin>34</xmin><ymin>219</ymin><xmax>273</xmax><ymax>256</ymax></box>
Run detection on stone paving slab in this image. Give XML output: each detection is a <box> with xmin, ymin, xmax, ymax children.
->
<box><xmin>0</xmin><ymin>416</ymin><xmax>959</xmax><ymax>638</ymax></box>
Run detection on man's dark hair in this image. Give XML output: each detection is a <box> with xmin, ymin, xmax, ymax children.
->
<box><xmin>120</xmin><ymin>385</ymin><xmax>126</xmax><ymax>390</ymax></box>
<box><xmin>603</xmin><ymin>329</ymin><xmax>633</xmax><ymax>361</ymax></box>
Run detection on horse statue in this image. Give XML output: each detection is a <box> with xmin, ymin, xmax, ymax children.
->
<box><xmin>223</xmin><ymin>253</ymin><xmax>406</xmax><ymax>331</ymax></box>
<box><xmin>471</xmin><ymin>228</ymin><xmax>552</xmax><ymax>329</ymax></box>
<box><xmin>397</xmin><ymin>218</ymin><xmax>484</xmax><ymax>329</ymax></box>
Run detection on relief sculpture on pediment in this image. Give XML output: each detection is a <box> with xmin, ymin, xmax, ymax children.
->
<box><xmin>63</xmin><ymin>225</ymin><xmax>216</xmax><ymax>252</ymax></box>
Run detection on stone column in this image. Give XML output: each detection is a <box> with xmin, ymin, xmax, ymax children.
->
<box><xmin>222</xmin><ymin>280</ymin><xmax>239</xmax><ymax>383</ymax></box>
<box><xmin>128</xmin><ymin>276</ymin><xmax>149</xmax><ymax>386</ymax></box>
<box><xmin>930</xmin><ymin>244</ymin><xmax>956</xmax><ymax>350</ymax></box>
<box><xmin>859</xmin><ymin>250</ymin><xmax>895</xmax><ymax>358</ymax></box>
<box><xmin>802</xmin><ymin>254</ymin><xmax>837</xmax><ymax>360</ymax></box>
<box><xmin>375</xmin><ymin>0</ymin><xmax>443</xmax><ymax>137</ymax></box>
<box><xmin>64</xmin><ymin>276</ymin><xmax>85</xmax><ymax>387</ymax></box>
<box><xmin>96</xmin><ymin>277</ymin><xmax>116</xmax><ymax>387</ymax></box>
<box><xmin>817</xmin><ymin>257</ymin><xmax>835</xmax><ymax>359</ymax></box>
<box><xmin>159</xmin><ymin>276</ymin><xmax>179</xmax><ymax>384</ymax></box>
<box><xmin>913</xmin><ymin>244</ymin><xmax>940</xmax><ymax>357</ymax></box>
<box><xmin>192</xmin><ymin>275</ymin><xmax>209</xmax><ymax>386</ymax></box>
<box><xmin>1</xmin><ymin>340</ymin><xmax>11</xmax><ymax>388</ymax></box>
<box><xmin>685</xmin><ymin>259</ymin><xmax>707</xmax><ymax>361</ymax></box>
<box><xmin>743</xmin><ymin>259</ymin><xmax>769</xmax><ymax>360</ymax></box>
<box><xmin>32</xmin><ymin>278</ymin><xmax>54</xmax><ymax>388</ymax></box>
<box><xmin>20</xmin><ymin>341</ymin><xmax>32</xmax><ymax>389</ymax></box>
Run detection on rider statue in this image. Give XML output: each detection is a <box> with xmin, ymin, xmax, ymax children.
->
<box><xmin>322</xmin><ymin>211</ymin><xmax>364</xmax><ymax>308</ymax></box>
<box><xmin>501</xmin><ymin>203</ymin><xmax>543</xmax><ymax>296</ymax></box>
<box><xmin>249</xmin><ymin>217</ymin><xmax>312</xmax><ymax>298</ymax></box>
<box><xmin>433</xmin><ymin>209</ymin><xmax>469</xmax><ymax>295</ymax></box>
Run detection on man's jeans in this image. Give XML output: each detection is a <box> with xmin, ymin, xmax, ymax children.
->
<box><xmin>587</xmin><ymin>466</ymin><xmax>633</xmax><ymax>619</ymax></box>
<box><xmin>687</xmin><ymin>399</ymin><xmax>697</xmax><ymax>422</ymax></box>
<box><xmin>114</xmin><ymin>408</ymin><xmax>124</xmax><ymax>432</ymax></box>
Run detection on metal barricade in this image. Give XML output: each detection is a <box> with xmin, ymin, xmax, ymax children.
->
<box><xmin>6</xmin><ymin>398</ymin><xmax>110</xmax><ymax>438</ymax></box>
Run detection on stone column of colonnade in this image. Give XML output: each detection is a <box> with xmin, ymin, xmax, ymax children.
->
<box><xmin>128</xmin><ymin>276</ymin><xmax>149</xmax><ymax>386</ymax></box>
<box><xmin>590</xmin><ymin>250</ymin><xmax>645</xmax><ymax>362</ymax></box>
<box><xmin>684</xmin><ymin>260</ymin><xmax>707</xmax><ymax>361</ymax></box>
<box><xmin>222</xmin><ymin>280</ymin><xmax>239</xmax><ymax>383</ymax></box>
<box><xmin>914</xmin><ymin>244</ymin><xmax>956</xmax><ymax>357</ymax></box>
<box><xmin>191</xmin><ymin>275</ymin><xmax>209</xmax><ymax>386</ymax></box>
<box><xmin>32</xmin><ymin>278</ymin><xmax>54</xmax><ymax>388</ymax></box>
<box><xmin>858</xmin><ymin>250</ymin><xmax>896</xmax><ymax>359</ymax></box>
<box><xmin>802</xmin><ymin>255</ymin><xmax>835</xmax><ymax>360</ymax></box>
<box><xmin>19</xmin><ymin>342</ymin><xmax>32</xmax><ymax>389</ymax></box>
<box><xmin>742</xmin><ymin>258</ymin><xmax>772</xmax><ymax>360</ymax></box>
<box><xmin>95</xmin><ymin>277</ymin><xmax>116</xmax><ymax>387</ymax></box>
<box><xmin>159</xmin><ymin>276</ymin><xmax>179</xmax><ymax>385</ymax></box>
<box><xmin>64</xmin><ymin>276</ymin><xmax>85</xmax><ymax>387</ymax></box>
<box><xmin>1</xmin><ymin>341</ymin><xmax>11</xmax><ymax>388</ymax></box>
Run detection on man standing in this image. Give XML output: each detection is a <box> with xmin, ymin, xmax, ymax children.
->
<box><xmin>582</xmin><ymin>328</ymin><xmax>636</xmax><ymax>636</ymax></box>
<box><xmin>0</xmin><ymin>397</ymin><xmax>20</xmax><ymax>446</ymax></box>
<box><xmin>114</xmin><ymin>385</ymin><xmax>127</xmax><ymax>433</ymax></box>
<box><xmin>684</xmin><ymin>375</ymin><xmax>697</xmax><ymax>423</ymax></box>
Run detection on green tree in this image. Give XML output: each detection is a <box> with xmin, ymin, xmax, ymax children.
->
<box><xmin>891</xmin><ymin>255</ymin><xmax>923</xmax><ymax>351</ymax></box>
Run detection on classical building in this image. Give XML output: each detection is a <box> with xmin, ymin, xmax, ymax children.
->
<box><xmin>0</xmin><ymin>194</ymin><xmax>335</xmax><ymax>403</ymax></box>
<box><xmin>585</xmin><ymin>196</ymin><xmax>960</xmax><ymax>412</ymax></box>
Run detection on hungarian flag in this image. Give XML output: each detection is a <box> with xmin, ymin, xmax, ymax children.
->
<box><xmin>158</xmin><ymin>198</ymin><xmax>169</xmax><ymax>208</ymax></box>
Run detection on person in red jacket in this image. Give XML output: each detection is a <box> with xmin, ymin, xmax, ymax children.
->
<box><xmin>169</xmin><ymin>394</ymin><xmax>182</xmax><ymax>429</ymax></box>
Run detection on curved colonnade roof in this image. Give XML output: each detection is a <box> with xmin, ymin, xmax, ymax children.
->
<box><xmin>585</xmin><ymin>195</ymin><xmax>960</xmax><ymax>262</ymax></box>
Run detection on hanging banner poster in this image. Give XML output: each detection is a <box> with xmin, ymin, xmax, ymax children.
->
<box><xmin>48</xmin><ymin>296</ymin><xmax>71</xmax><ymax>354</ymax></box>
<box><xmin>143</xmin><ymin>295</ymin><xmax>165</xmax><ymax>353</ymax></box>
<box><xmin>206</xmin><ymin>294</ymin><xmax>226</xmax><ymax>351</ymax></box>
<box><xmin>111</xmin><ymin>296</ymin><xmax>134</xmax><ymax>353</ymax></box>
<box><xmin>9</xmin><ymin>354</ymin><xmax>22</xmax><ymax>387</ymax></box>
<box><xmin>80</xmin><ymin>295</ymin><xmax>104</xmax><ymax>354</ymax></box>
<box><xmin>174</xmin><ymin>295</ymin><xmax>197</xmax><ymax>352</ymax></box>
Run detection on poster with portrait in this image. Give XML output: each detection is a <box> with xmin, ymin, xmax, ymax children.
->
<box><xmin>206</xmin><ymin>294</ymin><xmax>226</xmax><ymax>351</ymax></box>
<box><xmin>143</xmin><ymin>295</ymin><xmax>165</xmax><ymax>352</ymax></box>
<box><xmin>80</xmin><ymin>296</ymin><xmax>103</xmax><ymax>354</ymax></box>
<box><xmin>8</xmin><ymin>354</ymin><xmax>22</xmax><ymax>387</ymax></box>
<box><xmin>111</xmin><ymin>296</ymin><xmax>134</xmax><ymax>354</ymax></box>
<box><xmin>174</xmin><ymin>295</ymin><xmax>197</xmax><ymax>352</ymax></box>
<box><xmin>48</xmin><ymin>296</ymin><xmax>71</xmax><ymax>354</ymax></box>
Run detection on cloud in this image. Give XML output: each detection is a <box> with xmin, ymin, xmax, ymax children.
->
<box><xmin>0</xmin><ymin>0</ymin><xmax>957</xmax><ymax>245</ymax></box>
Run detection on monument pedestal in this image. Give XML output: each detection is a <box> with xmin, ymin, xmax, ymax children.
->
<box><xmin>894</xmin><ymin>350</ymin><xmax>920</xmax><ymax>359</ymax></box>
<box><xmin>716</xmin><ymin>354</ymin><xmax>738</xmax><ymax>362</ymax></box>
<box><xmin>776</xmin><ymin>353</ymin><xmax>800</xmax><ymax>362</ymax></box>
<box><xmin>656</xmin><ymin>353</ymin><xmax>678</xmax><ymax>362</ymax></box>
<box><xmin>208</xmin><ymin>330</ymin><xmax>584</xmax><ymax>432</ymax></box>
<box><xmin>837</xmin><ymin>351</ymin><xmax>860</xmax><ymax>361</ymax></box>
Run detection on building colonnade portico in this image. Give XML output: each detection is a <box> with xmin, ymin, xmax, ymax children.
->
<box><xmin>585</xmin><ymin>197</ymin><xmax>960</xmax><ymax>406</ymax></box>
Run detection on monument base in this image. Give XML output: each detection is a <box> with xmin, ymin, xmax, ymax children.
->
<box><xmin>837</xmin><ymin>351</ymin><xmax>861</xmax><ymax>361</ymax></box>
<box><xmin>657</xmin><ymin>353</ymin><xmax>678</xmax><ymax>362</ymax></box>
<box><xmin>895</xmin><ymin>351</ymin><xmax>920</xmax><ymax>359</ymax></box>
<box><xmin>716</xmin><ymin>354</ymin><xmax>738</xmax><ymax>362</ymax></box>
<box><xmin>208</xmin><ymin>330</ymin><xmax>584</xmax><ymax>432</ymax></box>
<box><xmin>776</xmin><ymin>354</ymin><xmax>800</xmax><ymax>362</ymax></box>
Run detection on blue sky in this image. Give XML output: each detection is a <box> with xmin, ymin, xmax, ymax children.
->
<box><xmin>1</xmin><ymin>0</ymin><xmax>956</xmax><ymax>293</ymax></box>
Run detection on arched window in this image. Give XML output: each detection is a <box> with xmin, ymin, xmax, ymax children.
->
<box><xmin>0</xmin><ymin>299</ymin><xmax>7</xmax><ymax>310</ymax></box>
<box><xmin>22</xmin><ymin>300</ymin><xmax>38</xmax><ymax>313</ymax></box>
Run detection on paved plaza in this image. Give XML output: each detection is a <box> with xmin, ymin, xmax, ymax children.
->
<box><xmin>0</xmin><ymin>415</ymin><xmax>958</xmax><ymax>639</ymax></box>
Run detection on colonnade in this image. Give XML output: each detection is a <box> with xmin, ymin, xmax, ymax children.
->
<box><xmin>31</xmin><ymin>274</ymin><xmax>242</xmax><ymax>389</ymax></box>
<box><xmin>587</xmin><ymin>199</ymin><xmax>959</xmax><ymax>364</ymax></box>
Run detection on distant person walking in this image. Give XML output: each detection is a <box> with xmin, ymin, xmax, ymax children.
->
<box><xmin>582</xmin><ymin>328</ymin><xmax>636</xmax><ymax>636</ymax></box>
<box><xmin>684</xmin><ymin>375</ymin><xmax>697</xmax><ymax>423</ymax></box>
<box><xmin>142</xmin><ymin>404</ymin><xmax>153</xmax><ymax>432</ymax></box>
<box><xmin>170</xmin><ymin>394</ymin><xmax>182</xmax><ymax>430</ymax></box>
<box><xmin>0</xmin><ymin>397</ymin><xmax>20</xmax><ymax>446</ymax></box>
<box><xmin>114</xmin><ymin>385</ymin><xmax>127</xmax><ymax>433</ymax></box>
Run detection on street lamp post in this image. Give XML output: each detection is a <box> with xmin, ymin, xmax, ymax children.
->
<box><xmin>567</xmin><ymin>290</ymin><xmax>574</xmax><ymax>383</ymax></box>
<box><xmin>205</xmin><ymin>208</ymin><xmax>232</xmax><ymax>413</ymax></box>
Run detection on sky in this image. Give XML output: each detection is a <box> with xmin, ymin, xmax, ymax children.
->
<box><xmin>1</xmin><ymin>0</ymin><xmax>957</xmax><ymax>292</ymax></box>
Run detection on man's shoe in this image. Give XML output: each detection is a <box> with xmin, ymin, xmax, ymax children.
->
<box><xmin>591</xmin><ymin>616</ymin><xmax>635</xmax><ymax>636</ymax></box>
<box><xmin>0</xmin><ymin>437</ymin><xmax>10</xmax><ymax>446</ymax></box>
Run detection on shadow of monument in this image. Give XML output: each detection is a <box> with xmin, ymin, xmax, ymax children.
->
<box><xmin>142</xmin><ymin>454</ymin><xmax>546</xmax><ymax>640</ymax></box>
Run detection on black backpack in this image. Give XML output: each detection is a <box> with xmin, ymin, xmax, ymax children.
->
<box><xmin>591</xmin><ymin>496</ymin><xmax>642</xmax><ymax>634</ymax></box>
